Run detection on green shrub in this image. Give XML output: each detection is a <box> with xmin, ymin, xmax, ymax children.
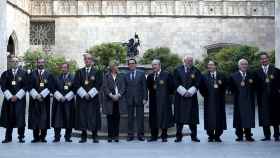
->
<box><xmin>87</xmin><ymin>43</ymin><xmax>126</xmax><ymax>70</ymax></box>
<box><xmin>23</xmin><ymin>49</ymin><xmax>78</xmax><ymax>76</ymax></box>
<box><xmin>195</xmin><ymin>45</ymin><xmax>275</xmax><ymax>76</ymax></box>
<box><xmin>139</xmin><ymin>47</ymin><xmax>181</xmax><ymax>72</ymax></box>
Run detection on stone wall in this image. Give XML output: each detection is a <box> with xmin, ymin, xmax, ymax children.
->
<box><xmin>0</xmin><ymin>1</ymin><xmax>7</xmax><ymax>73</ymax></box>
<box><xmin>49</xmin><ymin>16</ymin><xmax>274</xmax><ymax>65</ymax></box>
<box><xmin>7</xmin><ymin>2</ymin><xmax>30</xmax><ymax>57</ymax></box>
<box><xmin>275</xmin><ymin>0</ymin><xmax>280</xmax><ymax>68</ymax></box>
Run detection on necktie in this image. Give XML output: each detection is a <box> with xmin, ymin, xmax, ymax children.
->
<box><xmin>242</xmin><ymin>72</ymin><xmax>246</xmax><ymax>80</ymax></box>
<box><xmin>154</xmin><ymin>73</ymin><xmax>158</xmax><ymax>81</ymax></box>
<box><xmin>211</xmin><ymin>73</ymin><xmax>215</xmax><ymax>80</ymax></box>
<box><xmin>131</xmin><ymin>71</ymin><xmax>135</xmax><ymax>80</ymax></box>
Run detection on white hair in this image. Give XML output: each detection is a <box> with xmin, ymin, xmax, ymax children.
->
<box><xmin>183</xmin><ymin>55</ymin><xmax>193</xmax><ymax>63</ymax></box>
<box><xmin>151</xmin><ymin>59</ymin><xmax>161</xmax><ymax>65</ymax></box>
<box><xmin>238</xmin><ymin>58</ymin><xmax>248</xmax><ymax>66</ymax></box>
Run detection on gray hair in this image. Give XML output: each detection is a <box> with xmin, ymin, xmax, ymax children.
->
<box><xmin>151</xmin><ymin>59</ymin><xmax>161</xmax><ymax>65</ymax></box>
<box><xmin>238</xmin><ymin>58</ymin><xmax>248</xmax><ymax>67</ymax></box>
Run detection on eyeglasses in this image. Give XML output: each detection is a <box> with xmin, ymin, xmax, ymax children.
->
<box><xmin>128</xmin><ymin>63</ymin><xmax>135</xmax><ymax>65</ymax></box>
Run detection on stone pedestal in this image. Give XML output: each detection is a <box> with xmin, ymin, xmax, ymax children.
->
<box><xmin>276</xmin><ymin>1</ymin><xmax>280</xmax><ymax>68</ymax></box>
<box><xmin>0</xmin><ymin>0</ymin><xmax>7</xmax><ymax>73</ymax></box>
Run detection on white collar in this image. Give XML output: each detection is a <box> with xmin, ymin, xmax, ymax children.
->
<box><xmin>239</xmin><ymin>70</ymin><xmax>246</xmax><ymax>76</ymax></box>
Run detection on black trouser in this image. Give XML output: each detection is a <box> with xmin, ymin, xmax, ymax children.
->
<box><xmin>263</xmin><ymin>125</ymin><xmax>280</xmax><ymax>138</ymax></box>
<box><xmin>81</xmin><ymin>130</ymin><xmax>97</xmax><ymax>140</ymax></box>
<box><xmin>33</xmin><ymin>129</ymin><xmax>47</xmax><ymax>140</ymax></box>
<box><xmin>176</xmin><ymin>123</ymin><xmax>197</xmax><ymax>139</ymax></box>
<box><xmin>107</xmin><ymin>101</ymin><xmax>120</xmax><ymax>139</ymax></box>
<box><xmin>127</xmin><ymin>105</ymin><xmax>144</xmax><ymax>137</ymax></box>
<box><xmin>206</xmin><ymin>129</ymin><xmax>223</xmax><ymax>139</ymax></box>
<box><xmin>151</xmin><ymin>128</ymin><xmax>168</xmax><ymax>139</ymax></box>
<box><xmin>4</xmin><ymin>127</ymin><xmax>25</xmax><ymax>140</ymax></box>
<box><xmin>235</xmin><ymin>128</ymin><xmax>252</xmax><ymax>138</ymax></box>
<box><xmin>54</xmin><ymin>128</ymin><xmax>72</xmax><ymax>140</ymax></box>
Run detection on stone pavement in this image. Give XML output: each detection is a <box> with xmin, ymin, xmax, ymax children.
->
<box><xmin>0</xmin><ymin>105</ymin><xmax>279</xmax><ymax>158</ymax></box>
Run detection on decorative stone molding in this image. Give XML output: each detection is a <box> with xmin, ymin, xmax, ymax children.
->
<box><xmin>29</xmin><ymin>0</ymin><xmax>275</xmax><ymax>17</ymax></box>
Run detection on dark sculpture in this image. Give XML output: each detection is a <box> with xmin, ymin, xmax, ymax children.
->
<box><xmin>123</xmin><ymin>33</ymin><xmax>140</xmax><ymax>58</ymax></box>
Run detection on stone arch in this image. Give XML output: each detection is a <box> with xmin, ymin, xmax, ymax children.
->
<box><xmin>204</xmin><ymin>43</ymin><xmax>240</xmax><ymax>54</ymax></box>
<box><xmin>7</xmin><ymin>31</ymin><xmax>18</xmax><ymax>57</ymax></box>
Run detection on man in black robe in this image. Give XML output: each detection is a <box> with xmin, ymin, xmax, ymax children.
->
<box><xmin>255</xmin><ymin>52</ymin><xmax>280</xmax><ymax>141</ymax></box>
<box><xmin>147</xmin><ymin>59</ymin><xmax>174</xmax><ymax>142</ymax></box>
<box><xmin>28</xmin><ymin>58</ymin><xmax>55</xmax><ymax>143</ymax></box>
<box><xmin>199</xmin><ymin>61</ymin><xmax>227</xmax><ymax>142</ymax></box>
<box><xmin>73</xmin><ymin>54</ymin><xmax>102</xmax><ymax>143</ymax></box>
<box><xmin>0</xmin><ymin>57</ymin><xmax>28</xmax><ymax>143</ymax></box>
<box><xmin>52</xmin><ymin>63</ymin><xmax>75</xmax><ymax>142</ymax></box>
<box><xmin>173</xmin><ymin>55</ymin><xmax>201</xmax><ymax>142</ymax></box>
<box><xmin>229</xmin><ymin>59</ymin><xmax>255</xmax><ymax>142</ymax></box>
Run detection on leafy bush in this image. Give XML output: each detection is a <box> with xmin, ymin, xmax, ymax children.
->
<box><xmin>87</xmin><ymin>43</ymin><xmax>126</xmax><ymax>70</ymax></box>
<box><xmin>195</xmin><ymin>45</ymin><xmax>275</xmax><ymax>76</ymax></box>
<box><xmin>23</xmin><ymin>49</ymin><xmax>77</xmax><ymax>76</ymax></box>
<box><xmin>139</xmin><ymin>47</ymin><xmax>181</xmax><ymax>72</ymax></box>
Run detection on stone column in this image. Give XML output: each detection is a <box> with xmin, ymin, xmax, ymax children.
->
<box><xmin>0</xmin><ymin>0</ymin><xmax>7</xmax><ymax>73</ymax></box>
<box><xmin>276</xmin><ymin>0</ymin><xmax>280</xmax><ymax>68</ymax></box>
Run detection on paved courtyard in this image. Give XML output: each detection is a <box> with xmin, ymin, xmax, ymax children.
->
<box><xmin>0</xmin><ymin>104</ymin><xmax>279</xmax><ymax>158</ymax></box>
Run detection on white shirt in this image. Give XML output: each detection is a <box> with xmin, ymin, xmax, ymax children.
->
<box><xmin>154</xmin><ymin>69</ymin><xmax>161</xmax><ymax>80</ymax></box>
<box><xmin>210</xmin><ymin>71</ymin><xmax>217</xmax><ymax>79</ymax></box>
<box><xmin>262</xmin><ymin>65</ymin><xmax>269</xmax><ymax>74</ymax></box>
<box><xmin>239</xmin><ymin>70</ymin><xmax>246</xmax><ymax>79</ymax></box>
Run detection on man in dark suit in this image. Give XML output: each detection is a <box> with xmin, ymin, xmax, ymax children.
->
<box><xmin>102</xmin><ymin>60</ymin><xmax>127</xmax><ymax>143</ymax></box>
<box><xmin>147</xmin><ymin>59</ymin><xmax>174</xmax><ymax>142</ymax></box>
<box><xmin>173</xmin><ymin>55</ymin><xmax>201</xmax><ymax>142</ymax></box>
<box><xmin>28</xmin><ymin>58</ymin><xmax>55</xmax><ymax>143</ymax></box>
<box><xmin>229</xmin><ymin>59</ymin><xmax>255</xmax><ymax>142</ymax></box>
<box><xmin>52</xmin><ymin>63</ymin><xmax>75</xmax><ymax>143</ymax></box>
<box><xmin>255</xmin><ymin>52</ymin><xmax>280</xmax><ymax>141</ymax></box>
<box><xmin>124</xmin><ymin>58</ymin><xmax>148</xmax><ymax>141</ymax></box>
<box><xmin>0</xmin><ymin>57</ymin><xmax>28</xmax><ymax>143</ymax></box>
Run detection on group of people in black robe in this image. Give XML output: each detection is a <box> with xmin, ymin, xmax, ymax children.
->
<box><xmin>0</xmin><ymin>52</ymin><xmax>280</xmax><ymax>144</ymax></box>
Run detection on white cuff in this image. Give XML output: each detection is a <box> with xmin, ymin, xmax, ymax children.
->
<box><xmin>4</xmin><ymin>90</ymin><xmax>13</xmax><ymax>100</ymax></box>
<box><xmin>187</xmin><ymin>86</ymin><xmax>197</xmax><ymax>96</ymax></box>
<box><xmin>88</xmin><ymin>87</ymin><xmax>98</xmax><ymax>98</ymax></box>
<box><xmin>40</xmin><ymin>88</ymin><xmax>50</xmax><ymax>98</ymax></box>
<box><xmin>176</xmin><ymin>85</ymin><xmax>187</xmax><ymax>96</ymax></box>
<box><xmin>30</xmin><ymin>89</ymin><xmax>39</xmax><ymax>99</ymax></box>
<box><xmin>15</xmin><ymin>89</ymin><xmax>26</xmax><ymax>100</ymax></box>
<box><xmin>54</xmin><ymin>91</ymin><xmax>63</xmax><ymax>100</ymax></box>
<box><xmin>77</xmin><ymin>87</ymin><xmax>87</xmax><ymax>98</ymax></box>
<box><xmin>65</xmin><ymin>91</ymin><xmax>74</xmax><ymax>101</ymax></box>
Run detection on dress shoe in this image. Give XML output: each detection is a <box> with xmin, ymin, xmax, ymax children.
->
<box><xmin>191</xmin><ymin>137</ymin><xmax>200</xmax><ymax>142</ymax></box>
<box><xmin>19</xmin><ymin>139</ymin><xmax>25</xmax><ymax>143</ymax></box>
<box><xmin>79</xmin><ymin>139</ymin><xmax>87</xmax><ymax>143</ymax></box>
<box><xmin>261</xmin><ymin>137</ymin><xmax>271</xmax><ymax>141</ymax></box>
<box><xmin>65</xmin><ymin>138</ymin><xmax>72</xmax><ymax>142</ymax></box>
<box><xmin>138</xmin><ymin>137</ymin><xmax>145</xmax><ymax>141</ymax></box>
<box><xmin>215</xmin><ymin>137</ymin><xmax>222</xmax><ymax>142</ymax></box>
<box><xmin>147</xmin><ymin>137</ymin><xmax>157</xmax><ymax>142</ymax></box>
<box><xmin>31</xmin><ymin>139</ymin><xmax>40</xmax><ymax>143</ymax></box>
<box><xmin>236</xmin><ymin>137</ymin><xmax>243</xmax><ymax>141</ymax></box>
<box><xmin>246</xmin><ymin>137</ymin><xmax>255</xmax><ymax>142</ymax></box>
<box><xmin>127</xmin><ymin>137</ymin><xmax>134</xmax><ymax>141</ymax></box>
<box><xmin>41</xmin><ymin>139</ymin><xmax>47</xmax><ymax>143</ymax></box>
<box><xmin>174</xmin><ymin>137</ymin><xmax>182</xmax><ymax>143</ymax></box>
<box><xmin>162</xmin><ymin>138</ymin><xmax>168</xmax><ymax>142</ymax></box>
<box><xmin>93</xmin><ymin>138</ymin><xmax>99</xmax><ymax>143</ymax></box>
<box><xmin>2</xmin><ymin>139</ymin><xmax>12</xmax><ymax>143</ymax></box>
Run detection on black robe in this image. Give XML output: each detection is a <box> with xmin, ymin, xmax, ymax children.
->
<box><xmin>255</xmin><ymin>65</ymin><xmax>280</xmax><ymax>126</ymax></box>
<box><xmin>73</xmin><ymin>67</ymin><xmax>102</xmax><ymax>131</ymax></box>
<box><xmin>199</xmin><ymin>72</ymin><xmax>227</xmax><ymax>130</ymax></box>
<box><xmin>229</xmin><ymin>71</ymin><xmax>255</xmax><ymax>128</ymax></box>
<box><xmin>51</xmin><ymin>74</ymin><xmax>75</xmax><ymax>129</ymax></box>
<box><xmin>147</xmin><ymin>71</ymin><xmax>174</xmax><ymax>129</ymax></box>
<box><xmin>0</xmin><ymin>69</ymin><xmax>28</xmax><ymax>128</ymax></box>
<box><xmin>173</xmin><ymin>65</ymin><xmax>201</xmax><ymax>125</ymax></box>
<box><xmin>28</xmin><ymin>69</ymin><xmax>55</xmax><ymax>129</ymax></box>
